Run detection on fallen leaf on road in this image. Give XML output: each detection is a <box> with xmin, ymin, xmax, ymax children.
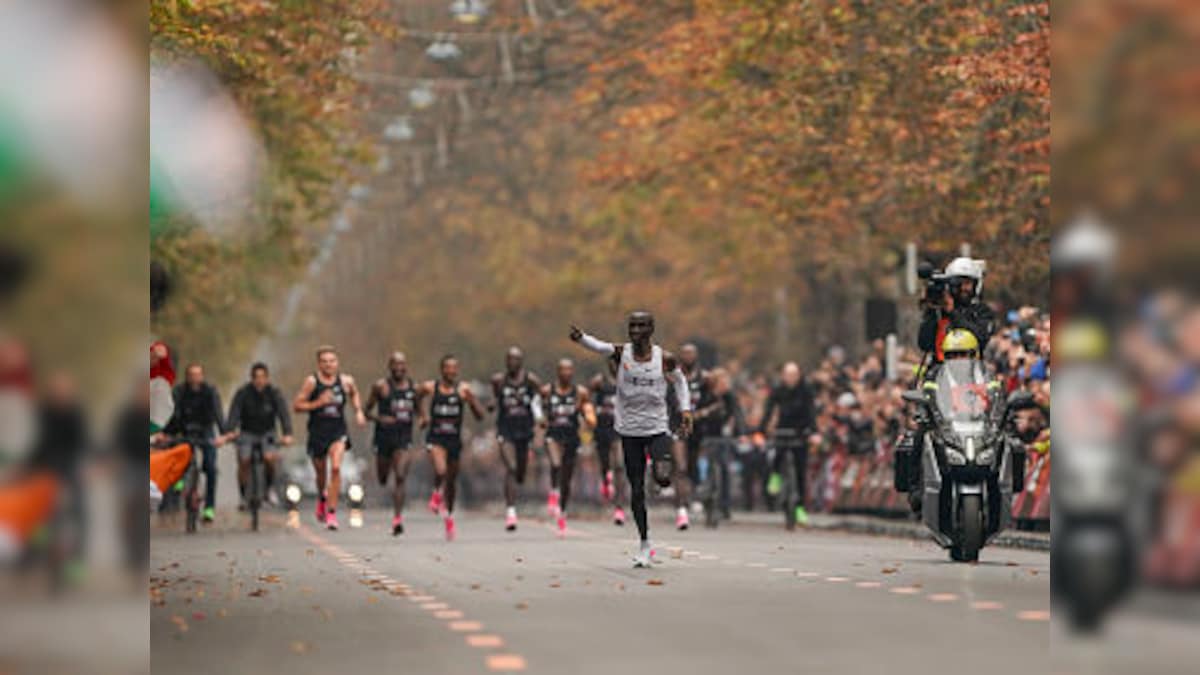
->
<box><xmin>248</xmin><ymin>589</ymin><xmax>268</xmax><ymax>598</ymax></box>
<box><xmin>218</xmin><ymin>609</ymin><xmax>228</xmax><ymax>618</ymax></box>
<box><xmin>881</xmin><ymin>568</ymin><xmax>898</xmax><ymax>574</ymax></box>
<box><xmin>1005</xmin><ymin>561</ymin><xmax>1018</xmax><ymax>567</ymax></box>
<box><xmin>1027</xmin><ymin>570</ymin><xmax>1039</xmax><ymax>575</ymax></box>
<box><xmin>646</xmin><ymin>579</ymin><xmax>664</xmax><ymax>586</ymax></box>
<box><xmin>470</xmin><ymin>583</ymin><xmax>481</xmax><ymax>590</ymax></box>
<box><xmin>170</xmin><ymin>615</ymin><xmax>188</xmax><ymax>633</ymax></box>
<box><xmin>549</xmin><ymin>583</ymin><xmax>561</xmax><ymax>589</ymax></box>
<box><xmin>216</xmin><ymin>551</ymin><xmax>227</xmax><ymax>558</ymax></box>
<box><xmin>616</xmin><ymin>584</ymin><xmax>626</xmax><ymax>591</ymax></box>
<box><xmin>259</xmin><ymin>575</ymin><xmax>282</xmax><ymax>583</ymax></box>
<box><xmin>515</xmin><ymin>602</ymin><xmax>529</xmax><ymax>610</ymax></box>
<box><xmin>306</xmin><ymin>549</ymin><xmax>314</xmax><ymax>556</ymax></box>
<box><xmin>290</xmin><ymin>641</ymin><xmax>311</xmax><ymax>654</ymax></box>
<box><xmin>195</xmin><ymin>590</ymin><xmax>205</xmax><ymax>599</ymax></box>
<box><xmin>192</xmin><ymin>611</ymin><xmax>206</xmax><ymax>621</ymax></box>
<box><xmin>366</xmin><ymin>596</ymin><xmax>380</xmax><ymax>604</ymax></box>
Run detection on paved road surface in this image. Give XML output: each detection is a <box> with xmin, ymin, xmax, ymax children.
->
<box><xmin>151</xmin><ymin>506</ymin><xmax>1059</xmax><ymax>674</ymax></box>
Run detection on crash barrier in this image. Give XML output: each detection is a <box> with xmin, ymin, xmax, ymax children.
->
<box><xmin>150</xmin><ymin>443</ymin><xmax>193</xmax><ymax>493</ymax></box>
<box><xmin>806</xmin><ymin>441</ymin><xmax>1050</xmax><ymax>527</ymax></box>
<box><xmin>1144</xmin><ymin>458</ymin><xmax>1200</xmax><ymax>587</ymax></box>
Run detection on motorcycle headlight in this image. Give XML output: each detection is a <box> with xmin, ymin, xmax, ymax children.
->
<box><xmin>284</xmin><ymin>483</ymin><xmax>302</xmax><ymax>507</ymax></box>
<box><xmin>976</xmin><ymin>444</ymin><xmax>995</xmax><ymax>466</ymax></box>
<box><xmin>348</xmin><ymin>483</ymin><xmax>365</xmax><ymax>504</ymax></box>
<box><xmin>945</xmin><ymin>448</ymin><xmax>967</xmax><ymax>466</ymax></box>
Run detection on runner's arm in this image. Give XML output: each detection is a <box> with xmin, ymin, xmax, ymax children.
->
<box><xmin>570</xmin><ymin>324</ymin><xmax>616</xmax><ymax>356</ymax></box>
<box><xmin>578</xmin><ymin>386</ymin><xmax>597</xmax><ymax>429</ymax></box>
<box><xmin>293</xmin><ymin>376</ymin><xmax>319</xmax><ymax>412</ymax></box>
<box><xmin>345</xmin><ymin>376</ymin><xmax>367</xmax><ymax>425</ymax></box>
<box><xmin>462</xmin><ymin>384</ymin><xmax>486</xmax><ymax>421</ymax></box>
<box><xmin>364</xmin><ymin>380</ymin><xmax>383</xmax><ymax>422</ymax></box>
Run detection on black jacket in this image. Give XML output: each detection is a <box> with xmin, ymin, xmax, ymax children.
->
<box><xmin>918</xmin><ymin>301</ymin><xmax>997</xmax><ymax>355</ymax></box>
<box><xmin>228</xmin><ymin>383</ymin><xmax>293</xmax><ymax>436</ymax></box>
<box><xmin>758</xmin><ymin>381</ymin><xmax>815</xmax><ymax>436</ymax></box>
<box><xmin>164</xmin><ymin>383</ymin><xmax>227</xmax><ymax>440</ymax></box>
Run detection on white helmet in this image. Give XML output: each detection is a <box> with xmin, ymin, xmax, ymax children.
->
<box><xmin>1052</xmin><ymin>211</ymin><xmax>1116</xmax><ymax>270</ymax></box>
<box><xmin>943</xmin><ymin>257</ymin><xmax>986</xmax><ymax>299</ymax></box>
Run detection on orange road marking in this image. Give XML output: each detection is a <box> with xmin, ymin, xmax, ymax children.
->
<box><xmin>890</xmin><ymin>587</ymin><xmax>921</xmax><ymax>595</ymax></box>
<box><xmin>421</xmin><ymin>602</ymin><xmax>449</xmax><ymax>610</ymax></box>
<box><xmin>435</xmin><ymin>610</ymin><xmax>464</xmax><ymax>619</ymax></box>
<box><xmin>855</xmin><ymin>581</ymin><xmax>882</xmax><ymax>589</ymax></box>
<box><xmin>450</xmin><ymin>621</ymin><xmax>484</xmax><ymax>632</ymax></box>
<box><xmin>928</xmin><ymin>593</ymin><xmax>959</xmax><ymax>602</ymax></box>
<box><xmin>486</xmin><ymin>654</ymin><xmax>527</xmax><ymax>671</ymax></box>
<box><xmin>467</xmin><ymin>634</ymin><xmax>503</xmax><ymax>647</ymax></box>
<box><xmin>971</xmin><ymin>601</ymin><xmax>1003</xmax><ymax>611</ymax></box>
<box><xmin>1017</xmin><ymin>610</ymin><xmax>1051</xmax><ymax>621</ymax></box>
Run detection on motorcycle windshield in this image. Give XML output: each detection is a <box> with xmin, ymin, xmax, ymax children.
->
<box><xmin>934</xmin><ymin>360</ymin><xmax>991</xmax><ymax>434</ymax></box>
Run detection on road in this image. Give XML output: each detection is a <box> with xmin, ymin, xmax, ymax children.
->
<box><xmin>151</xmin><ymin>506</ymin><xmax>1055</xmax><ymax>675</ymax></box>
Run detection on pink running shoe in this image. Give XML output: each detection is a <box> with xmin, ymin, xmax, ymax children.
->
<box><xmin>392</xmin><ymin>514</ymin><xmax>404</xmax><ymax>536</ymax></box>
<box><xmin>315</xmin><ymin>498</ymin><xmax>327</xmax><ymax>525</ymax></box>
<box><xmin>546</xmin><ymin>491</ymin><xmax>560</xmax><ymax>517</ymax></box>
<box><xmin>556</xmin><ymin>515</ymin><xmax>567</xmax><ymax>537</ymax></box>
<box><xmin>613</xmin><ymin>507</ymin><xmax>626</xmax><ymax>526</ymax></box>
<box><xmin>427</xmin><ymin>490</ymin><xmax>443</xmax><ymax>514</ymax></box>
<box><xmin>326</xmin><ymin>510</ymin><xmax>339</xmax><ymax>531</ymax></box>
<box><xmin>675</xmin><ymin>510</ymin><xmax>690</xmax><ymax>531</ymax></box>
<box><xmin>504</xmin><ymin>512</ymin><xmax>518</xmax><ymax>532</ymax></box>
<box><xmin>444</xmin><ymin>515</ymin><xmax>456</xmax><ymax>542</ymax></box>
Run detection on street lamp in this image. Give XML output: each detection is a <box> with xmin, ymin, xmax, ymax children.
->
<box><xmin>426</xmin><ymin>38</ymin><xmax>462</xmax><ymax>62</ymax></box>
<box><xmin>408</xmin><ymin>84</ymin><xmax>436</xmax><ymax>110</ymax></box>
<box><xmin>449</xmin><ymin>0</ymin><xmax>489</xmax><ymax>24</ymax></box>
<box><xmin>384</xmin><ymin>116</ymin><xmax>414</xmax><ymax>142</ymax></box>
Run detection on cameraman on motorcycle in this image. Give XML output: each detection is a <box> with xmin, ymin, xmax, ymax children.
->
<box><xmin>902</xmin><ymin>257</ymin><xmax>996</xmax><ymax>514</ymax></box>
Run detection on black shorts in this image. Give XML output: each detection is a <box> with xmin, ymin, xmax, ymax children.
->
<box><xmin>594</xmin><ymin>425</ymin><xmax>617</xmax><ymax>448</ymax></box>
<box><xmin>374</xmin><ymin>428</ymin><xmax>414</xmax><ymax>456</ymax></box>
<box><xmin>496</xmin><ymin>433</ymin><xmax>533</xmax><ymax>450</ymax></box>
<box><xmin>547</xmin><ymin>430</ymin><xmax>581</xmax><ymax>455</ymax></box>
<box><xmin>427</xmin><ymin>435</ymin><xmax>463</xmax><ymax>460</ymax></box>
<box><xmin>307</xmin><ymin>428</ymin><xmax>350</xmax><ymax>458</ymax></box>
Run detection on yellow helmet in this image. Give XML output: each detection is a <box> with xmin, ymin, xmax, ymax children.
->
<box><xmin>941</xmin><ymin>329</ymin><xmax>979</xmax><ymax>358</ymax></box>
<box><xmin>1055</xmin><ymin>320</ymin><xmax>1108</xmax><ymax>362</ymax></box>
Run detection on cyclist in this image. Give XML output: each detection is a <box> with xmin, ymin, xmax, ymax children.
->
<box><xmin>227</xmin><ymin>362</ymin><xmax>294</xmax><ymax>509</ymax></box>
<box><xmin>154</xmin><ymin>363</ymin><xmax>234</xmax><ymax>523</ymax></box>
<box><xmin>759</xmin><ymin>362</ymin><xmax>815</xmax><ymax>526</ymax></box>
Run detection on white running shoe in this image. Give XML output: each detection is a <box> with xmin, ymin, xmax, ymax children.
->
<box><xmin>632</xmin><ymin>540</ymin><xmax>656</xmax><ymax>568</ymax></box>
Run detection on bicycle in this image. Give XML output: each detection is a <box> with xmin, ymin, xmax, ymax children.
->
<box><xmin>151</xmin><ymin>436</ymin><xmax>203</xmax><ymax>533</ymax></box>
<box><xmin>696</xmin><ymin>436</ymin><xmax>729</xmax><ymax>529</ymax></box>
<box><xmin>245</xmin><ymin>435</ymin><xmax>275</xmax><ymax>532</ymax></box>
<box><xmin>773</xmin><ymin>430</ymin><xmax>809</xmax><ymax>531</ymax></box>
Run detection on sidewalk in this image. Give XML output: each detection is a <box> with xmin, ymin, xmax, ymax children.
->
<box><xmin>724</xmin><ymin>511</ymin><xmax>1051</xmax><ymax>552</ymax></box>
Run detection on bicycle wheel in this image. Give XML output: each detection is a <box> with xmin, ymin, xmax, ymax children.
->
<box><xmin>782</xmin><ymin>451</ymin><xmax>797</xmax><ymax>531</ymax></box>
<box><xmin>250</xmin><ymin>458</ymin><xmax>264</xmax><ymax>532</ymax></box>
<box><xmin>184</xmin><ymin>458</ymin><xmax>200</xmax><ymax>534</ymax></box>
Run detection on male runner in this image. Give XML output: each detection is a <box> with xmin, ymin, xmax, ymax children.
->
<box><xmin>489</xmin><ymin>346</ymin><xmax>542</xmax><ymax>531</ymax></box>
<box><xmin>364</xmin><ymin>352</ymin><xmax>423</xmax><ymax>536</ymax></box>
<box><xmin>589</xmin><ymin>372</ymin><xmax>627</xmax><ymax>525</ymax></box>
<box><xmin>292</xmin><ymin>346</ymin><xmax>367</xmax><ymax>530</ymax></box>
<box><xmin>669</xmin><ymin>343</ymin><xmax>711</xmax><ymax>529</ymax></box>
<box><xmin>540</xmin><ymin>358</ymin><xmax>596</xmax><ymax>536</ymax></box>
<box><xmin>570</xmin><ymin>312</ymin><xmax>693</xmax><ymax>567</ymax></box>
<box><xmin>417</xmin><ymin>355</ymin><xmax>485</xmax><ymax>541</ymax></box>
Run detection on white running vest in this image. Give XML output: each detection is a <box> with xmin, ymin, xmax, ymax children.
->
<box><xmin>614</xmin><ymin>344</ymin><xmax>670</xmax><ymax>436</ymax></box>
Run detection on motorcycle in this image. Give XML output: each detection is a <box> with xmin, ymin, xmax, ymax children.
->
<box><xmin>1050</xmin><ymin>358</ymin><xmax>1139</xmax><ymax>631</ymax></box>
<box><xmin>901</xmin><ymin>359</ymin><xmax>1028</xmax><ymax>562</ymax></box>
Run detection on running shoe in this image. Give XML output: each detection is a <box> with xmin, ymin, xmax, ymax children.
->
<box><xmin>427</xmin><ymin>489</ymin><xmax>443</xmax><ymax>514</ymax></box>
<box><xmin>202</xmin><ymin>507</ymin><xmax>215</xmax><ymax>523</ymax></box>
<box><xmin>766</xmin><ymin>472</ymin><xmax>783</xmax><ymax>496</ymax></box>
<box><xmin>315</xmin><ymin>497</ymin><xmax>327</xmax><ymax>524</ymax></box>
<box><xmin>632</xmin><ymin>540</ymin><xmax>655</xmax><ymax>568</ymax></box>
<box><xmin>556</xmin><ymin>515</ymin><xmax>567</xmax><ymax>537</ymax></box>
<box><xmin>675</xmin><ymin>507</ymin><xmax>690</xmax><ymax>531</ymax></box>
<box><xmin>546</xmin><ymin>491</ymin><xmax>560</xmax><ymax>517</ymax></box>
<box><xmin>794</xmin><ymin>506</ymin><xmax>810</xmax><ymax>527</ymax></box>
<box><xmin>444</xmin><ymin>514</ymin><xmax>457</xmax><ymax>542</ymax></box>
<box><xmin>392</xmin><ymin>514</ymin><xmax>404</xmax><ymax>536</ymax></box>
<box><xmin>504</xmin><ymin>508</ymin><xmax>518</xmax><ymax>532</ymax></box>
<box><xmin>326</xmin><ymin>511</ymin><xmax>339</xmax><ymax>531</ymax></box>
<box><xmin>613</xmin><ymin>507</ymin><xmax>626</xmax><ymax>526</ymax></box>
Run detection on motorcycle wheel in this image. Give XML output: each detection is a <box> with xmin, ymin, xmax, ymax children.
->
<box><xmin>952</xmin><ymin>494</ymin><xmax>983</xmax><ymax>563</ymax></box>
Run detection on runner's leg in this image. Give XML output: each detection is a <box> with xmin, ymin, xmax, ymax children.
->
<box><xmin>622</xmin><ymin>436</ymin><xmax>650</xmax><ymax>541</ymax></box>
<box><xmin>327</xmin><ymin>440</ymin><xmax>346</xmax><ymax>513</ymax></box>
<box><xmin>392</xmin><ymin>450</ymin><xmax>412</xmax><ymax>516</ymax></box>
<box><xmin>559</xmin><ymin>442</ymin><xmax>578</xmax><ymax>514</ymax></box>
<box><xmin>670</xmin><ymin>437</ymin><xmax>690</xmax><ymax>507</ymax></box>
<box><xmin>430</xmin><ymin>444</ymin><xmax>448</xmax><ymax>495</ymax></box>
<box><xmin>546</xmin><ymin>438</ymin><xmax>564</xmax><ymax>496</ymax></box>
<box><xmin>499</xmin><ymin>439</ymin><xmax>519</xmax><ymax>507</ymax></box>
<box><xmin>444</xmin><ymin>456</ymin><xmax>461</xmax><ymax>513</ymax></box>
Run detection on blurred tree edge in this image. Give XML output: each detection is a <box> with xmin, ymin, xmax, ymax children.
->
<box><xmin>148</xmin><ymin>0</ymin><xmax>390</xmax><ymax>381</ymax></box>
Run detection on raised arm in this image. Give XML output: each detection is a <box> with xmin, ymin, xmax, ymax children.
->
<box><xmin>569</xmin><ymin>324</ymin><xmax>616</xmax><ymax>356</ymax></box>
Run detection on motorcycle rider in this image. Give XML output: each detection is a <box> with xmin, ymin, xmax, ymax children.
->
<box><xmin>904</xmin><ymin>257</ymin><xmax>996</xmax><ymax>513</ymax></box>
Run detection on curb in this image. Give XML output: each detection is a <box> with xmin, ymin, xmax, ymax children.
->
<box><xmin>809</xmin><ymin>515</ymin><xmax>1051</xmax><ymax>552</ymax></box>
